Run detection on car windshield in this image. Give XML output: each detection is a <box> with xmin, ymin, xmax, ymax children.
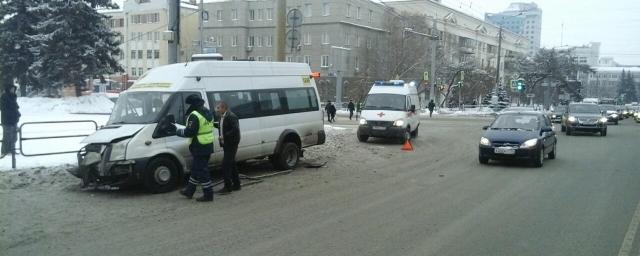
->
<box><xmin>491</xmin><ymin>114</ymin><xmax>540</xmax><ymax>131</ymax></box>
<box><xmin>570</xmin><ymin>104</ymin><xmax>601</xmax><ymax>114</ymax></box>
<box><xmin>107</xmin><ymin>92</ymin><xmax>173</xmax><ymax>125</ymax></box>
<box><xmin>600</xmin><ymin>105</ymin><xmax>618</xmax><ymax>111</ymax></box>
<box><xmin>363</xmin><ymin>94</ymin><xmax>406</xmax><ymax>111</ymax></box>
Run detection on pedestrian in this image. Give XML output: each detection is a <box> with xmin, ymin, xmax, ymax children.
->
<box><xmin>328</xmin><ymin>102</ymin><xmax>337</xmax><ymax>122</ymax></box>
<box><xmin>1</xmin><ymin>85</ymin><xmax>20</xmax><ymax>159</ymax></box>
<box><xmin>214</xmin><ymin>101</ymin><xmax>242</xmax><ymax>195</ymax></box>
<box><xmin>324</xmin><ymin>101</ymin><xmax>333</xmax><ymax>123</ymax></box>
<box><xmin>347</xmin><ymin>100</ymin><xmax>355</xmax><ymax>120</ymax></box>
<box><xmin>173</xmin><ymin>94</ymin><xmax>215</xmax><ymax>202</ymax></box>
<box><xmin>428</xmin><ymin>99</ymin><xmax>436</xmax><ymax>118</ymax></box>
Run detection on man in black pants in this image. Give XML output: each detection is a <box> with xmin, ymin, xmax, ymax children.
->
<box><xmin>215</xmin><ymin>101</ymin><xmax>241</xmax><ymax>194</ymax></box>
<box><xmin>1</xmin><ymin>85</ymin><xmax>20</xmax><ymax>159</ymax></box>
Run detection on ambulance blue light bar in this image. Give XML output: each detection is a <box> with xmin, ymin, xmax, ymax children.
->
<box><xmin>374</xmin><ymin>80</ymin><xmax>405</xmax><ymax>86</ymax></box>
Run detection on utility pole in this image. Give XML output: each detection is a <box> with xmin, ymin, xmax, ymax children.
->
<box><xmin>494</xmin><ymin>26</ymin><xmax>503</xmax><ymax>94</ymax></box>
<box><xmin>275</xmin><ymin>0</ymin><xmax>286</xmax><ymax>61</ymax></box>
<box><xmin>429</xmin><ymin>17</ymin><xmax>438</xmax><ymax>105</ymax></box>
<box><xmin>168</xmin><ymin>0</ymin><xmax>180</xmax><ymax>64</ymax></box>
<box><xmin>332</xmin><ymin>46</ymin><xmax>351</xmax><ymax>108</ymax></box>
<box><xmin>199</xmin><ymin>0</ymin><xmax>204</xmax><ymax>54</ymax></box>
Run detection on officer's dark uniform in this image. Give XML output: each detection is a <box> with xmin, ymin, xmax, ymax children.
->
<box><xmin>176</xmin><ymin>94</ymin><xmax>215</xmax><ymax>202</ymax></box>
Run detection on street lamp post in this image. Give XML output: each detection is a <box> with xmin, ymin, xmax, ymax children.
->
<box><xmin>403</xmin><ymin>26</ymin><xmax>439</xmax><ymax>103</ymax></box>
<box><xmin>331</xmin><ymin>46</ymin><xmax>351</xmax><ymax>108</ymax></box>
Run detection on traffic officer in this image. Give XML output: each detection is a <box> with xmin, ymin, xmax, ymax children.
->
<box><xmin>173</xmin><ymin>94</ymin><xmax>215</xmax><ymax>202</ymax></box>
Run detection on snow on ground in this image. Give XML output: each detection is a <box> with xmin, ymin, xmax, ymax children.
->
<box><xmin>423</xmin><ymin>107</ymin><xmax>496</xmax><ymax>117</ymax></box>
<box><xmin>1</xmin><ymin>95</ymin><xmax>113</xmax><ymax>171</ymax></box>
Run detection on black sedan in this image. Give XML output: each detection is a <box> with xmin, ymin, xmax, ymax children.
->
<box><xmin>548</xmin><ymin>106</ymin><xmax>566</xmax><ymax>123</ymax></box>
<box><xmin>479</xmin><ymin>112</ymin><xmax>557</xmax><ymax>167</ymax></box>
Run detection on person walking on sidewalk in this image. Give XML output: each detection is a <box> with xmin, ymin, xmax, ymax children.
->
<box><xmin>173</xmin><ymin>94</ymin><xmax>215</xmax><ymax>202</ymax></box>
<box><xmin>325</xmin><ymin>101</ymin><xmax>334</xmax><ymax>123</ymax></box>
<box><xmin>428</xmin><ymin>99</ymin><xmax>436</xmax><ymax>118</ymax></box>
<box><xmin>214</xmin><ymin>101</ymin><xmax>241</xmax><ymax>195</ymax></box>
<box><xmin>347</xmin><ymin>100</ymin><xmax>355</xmax><ymax>120</ymax></box>
<box><xmin>1</xmin><ymin>85</ymin><xmax>20</xmax><ymax>159</ymax></box>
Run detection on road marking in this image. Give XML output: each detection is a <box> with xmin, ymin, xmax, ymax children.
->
<box><xmin>617</xmin><ymin>199</ymin><xmax>640</xmax><ymax>256</ymax></box>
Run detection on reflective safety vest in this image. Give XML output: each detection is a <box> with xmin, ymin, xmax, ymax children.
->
<box><xmin>189</xmin><ymin>111</ymin><xmax>214</xmax><ymax>145</ymax></box>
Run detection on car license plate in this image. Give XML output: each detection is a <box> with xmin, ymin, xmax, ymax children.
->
<box><xmin>372</xmin><ymin>126</ymin><xmax>386</xmax><ymax>130</ymax></box>
<box><xmin>494</xmin><ymin>147</ymin><xmax>515</xmax><ymax>155</ymax></box>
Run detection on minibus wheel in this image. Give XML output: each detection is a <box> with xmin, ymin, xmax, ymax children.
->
<box><xmin>273</xmin><ymin>142</ymin><xmax>299</xmax><ymax>170</ymax></box>
<box><xmin>144</xmin><ymin>157</ymin><xmax>180</xmax><ymax>193</ymax></box>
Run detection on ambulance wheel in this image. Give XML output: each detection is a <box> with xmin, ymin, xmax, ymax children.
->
<box><xmin>144</xmin><ymin>157</ymin><xmax>180</xmax><ymax>193</ymax></box>
<box><xmin>273</xmin><ymin>142</ymin><xmax>299</xmax><ymax>170</ymax></box>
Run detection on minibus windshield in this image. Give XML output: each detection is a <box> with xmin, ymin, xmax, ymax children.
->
<box><xmin>108</xmin><ymin>92</ymin><xmax>173</xmax><ymax>125</ymax></box>
<box><xmin>363</xmin><ymin>94</ymin><xmax>407</xmax><ymax>111</ymax></box>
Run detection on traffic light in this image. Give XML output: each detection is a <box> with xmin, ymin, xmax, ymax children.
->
<box><xmin>516</xmin><ymin>79</ymin><xmax>525</xmax><ymax>92</ymax></box>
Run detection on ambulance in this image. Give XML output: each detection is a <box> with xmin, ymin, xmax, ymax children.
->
<box><xmin>357</xmin><ymin>80</ymin><xmax>421</xmax><ymax>143</ymax></box>
<box><xmin>70</xmin><ymin>61</ymin><xmax>325</xmax><ymax>193</ymax></box>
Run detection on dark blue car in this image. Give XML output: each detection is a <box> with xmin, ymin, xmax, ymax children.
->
<box><xmin>479</xmin><ymin>111</ymin><xmax>558</xmax><ymax>167</ymax></box>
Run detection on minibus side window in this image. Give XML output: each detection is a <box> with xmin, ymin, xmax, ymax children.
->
<box><xmin>207</xmin><ymin>91</ymin><xmax>257</xmax><ymax>119</ymax></box>
<box><xmin>164</xmin><ymin>92</ymin><xmax>199</xmax><ymax>125</ymax></box>
<box><xmin>258</xmin><ymin>91</ymin><xmax>283</xmax><ymax>114</ymax></box>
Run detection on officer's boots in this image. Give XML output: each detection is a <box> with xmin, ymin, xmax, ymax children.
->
<box><xmin>180</xmin><ymin>184</ymin><xmax>196</xmax><ymax>199</ymax></box>
<box><xmin>197</xmin><ymin>188</ymin><xmax>214</xmax><ymax>202</ymax></box>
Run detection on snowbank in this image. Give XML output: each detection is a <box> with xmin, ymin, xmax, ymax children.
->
<box><xmin>18</xmin><ymin>94</ymin><xmax>114</xmax><ymax>115</ymax></box>
<box><xmin>426</xmin><ymin>107</ymin><xmax>496</xmax><ymax>117</ymax></box>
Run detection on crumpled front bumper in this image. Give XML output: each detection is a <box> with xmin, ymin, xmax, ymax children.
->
<box><xmin>71</xmin><ymin>145</ymin><xmax>146</xmax><ymax>187</ymax></box>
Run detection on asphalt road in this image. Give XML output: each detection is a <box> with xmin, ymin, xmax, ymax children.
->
<box><xmin>2</xmin><ymin>117</ymin><xmax>640</xmax><ymax>256</ymax></box>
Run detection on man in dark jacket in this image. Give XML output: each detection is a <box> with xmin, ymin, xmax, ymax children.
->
<box><xmin>428</xmin><ymin>99</ymin><xmax>436</xmax><ymax>118</ymax></box>
<box><xmin>328</xmin><ymin>102</ymin><xmax>337</xmax><ymax>122</ymax></box>
<box><xmin>1</xmin><ymin>85</ymin><xmax>20</xmax><ymax>158</ymax></box>
<box><xmin>214</xmin><ymin>101</ymin><xmax>241</xmax><ymax>194</ymax></box>
<box><xmin>324</xmin><ymin>101</ymin><xmax>333</xmax><ymax>123</ymax></box>
<box><xmin>347</xmin><ymin>100</ymin><xmax>355</xmax><ymax>120</ymax></box>
<box><xmin>173</xmin><ymin>94</ymin><xmax>215</xmax><ymax>202</ymax></box>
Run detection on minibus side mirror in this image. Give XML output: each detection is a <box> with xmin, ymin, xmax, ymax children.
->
<box><xmin>153</xmin><ymin>115</ymin><xmax>177</xmax><ymax>138</ymax></box>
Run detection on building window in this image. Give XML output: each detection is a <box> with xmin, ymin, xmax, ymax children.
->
<box><xmin>356</xmin><ymin>7</ymin><xmax>361</xmax><ymax>20</ymax></box>
<box><xmin>216</xmin><ymin>10</ymin><xmax>223</xmax><ymax>21</ymax></box>
<box><xmin>267</xmin><ymin>35</ymin><xmax>273</xmax><ymax>47</ymax></box>
<box><xmin>369</xmin><ymin>10</ymin><xmax>373</xmax><ymax>23</ymax></box>
<box><xmin>130</xmin><ymin>50</ymin><xmax>136</xmax><ymax>59</ymax></box>
<box><xmin>286</xmin><ymin>56</ymin><xmax>294</xmax><ymax>62</ymax></box>
<box><xmin>131</xmin><ymin>32</ymin><xmax>136</xmax><ymax>41</ymax></box>
<box><xmin>232</xmin><ymin>35</ymin><xmax>238</xmax><ymax>47</ymax></box>
<box><xmin>248</xmin><ymin>36</ymin><xmax>255</xmax><ymax>47</ymax></box>
<box><xmin>257</xmin><ymin>36</ymin><xmax>263</xmax><ymax>47</ymax></box>
<box><xmin>257</xmin><ymin>56</ymin><xmax>264</xmax><ymax>61</ymax></box>
<box><xmin>154</xmin><ymin>32</ymin><xmax>159</xmax><ymax>41</ymax></box>
<box><xmin>322</xmin><ymin>32</ymin><xmax>329</xmax><ymax>44</ymax></box>
<box><xmin>323</xmin><ymin>3</ymin><xmax>330</xmax><ymax>16</ymax></box>
<box><xmin>366</xmin><ymin>38</ymin><xmax>372</xmax><ymax>49</ymax></box>
<box><xmin>131</xmin><ymin>68</ymin><xmax>137</xmax><ymax>76</ymax></box>
<box><xmin>266</xmin><ymin>56</ymin><xmax>273</xmax><ymax>62</ymax></box>
<box><xmin>138</xmin><ymin>32</ymin><xmax>143</xmax><ymax>41</ymax></box>
<box><xmin>344</xmin><ymin>33</ymin><xmax>351</xmax><ymax>46</ymax></box>
<box><xmin>231</xmin><ymin>9</ymin><xmax>238</xmax><ymax>20</ymax></box>
<box><xmin>217</xmin><ymin>36</ymin><xmax>223</xmax><ymax>47</ymax></box>
<box><xmin>304</xmin><ymin>32</ymin><xmax>311</xmax><ymax>45</ymax></box>
<box><xmin>154</xmin><ymin>50</ymin><xmax>160</xmax><ymax>59</ymax></box>
<box><xmin>249</xmin><ymin>9</ymin><xmax>255</xmax><ymax>21</ymax></box>
<box><xmin>346</xmin><ymin>4</ymin><xmax>351</xmax><ymax>17</ymax></box>
<box><xmin>267</xmin><ymin>8</ymin><xmax>273</xmax><ymax>20</ymax></box>
<box><xmin>138</xmin><ymin>68</ymin><xmax>144</xmax><ymax>76</ymax></box>
<box><xmin>258</xmin><ymin>9</ymin><xmax>264</xmax><ymax>20</ymax></box>
<box><xmin>137</xmin><ymin>50</ymin><xmax>143</xmax><ymax>59</ymax></box>
<box><xmin>232</xmin><ymin>56</ymin><xmax>238</xmax><ymax>60</ymax></box>
<box><xmin>304</xmin><ymin>55</ymin><xmax>311</xmax><ymax>66</ymax></box>
<box><xmin>321</xmin><ymin>55</ymin><xmax>329</xmax><ymax>67</ymax></box>
<box><xmin>355</xmin><ymin>56</ymin><xmax>360</xmax><ymax>70</ymax></box>
<box><xmin>147</xmin><ymin>50</ymin><xmax>152</xmax><ymax>59</ymax></box>
<box><xmin>356</xmin><ymin>35</ymin><xmax>362</xmax><ymax>47</ymax></box>
<box><xmin>131</xmin><ymin>13</ymin><xmax>159</xmax><ymax>24</ymax></box>
<box><xmin>304</xmin><ymin>4</ymin><xmax>312</xmax><ymax>17</ymax></box>
<box><xmin>146</xmin><ymin>32</ymin><xmax>152</xmax><ymax>41</ymax></box>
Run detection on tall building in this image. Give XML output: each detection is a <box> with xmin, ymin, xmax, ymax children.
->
<box><xmin>100</xmin><ymin>0</ymin><xmax>200</xmax><ymax>79</ymax></box>
<box><xmin>386</xmin><ymin>0</ymin><xmax>529</xmax><ymax>85</ymax></box>
<box><xmin>485</xmin><ymin>2</ymin><xmax>542</xmax><ymax>56</ymax></box>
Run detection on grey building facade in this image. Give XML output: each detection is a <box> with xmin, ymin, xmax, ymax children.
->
<box><xmin>485</xmin><ymin>2</ymin><xmax>542</xmax><ymax>56</ymax></box>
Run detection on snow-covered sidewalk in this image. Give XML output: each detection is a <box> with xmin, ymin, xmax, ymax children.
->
<box><xmin>1</xmin><ymin>95</ymin><xmax>113</xmax><ymax>171</ymax></box>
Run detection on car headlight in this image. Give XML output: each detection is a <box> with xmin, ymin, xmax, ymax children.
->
<box><xmin>480</xmin><ymin>137</ymin><xmax>491</xmax><ymax>146</ymax></box>
<box><xmin>359</xmin><ymin>119</ymin><xmax>367</xmax><ymax>125</ymax></box>
<box><xmin>109</xmin><ymin>139</ymin><xmax>130</xmax><ymax>161</ymax></box>
<box><xmin>393</xmin><ymin>120</ymin><xmax>405</xmax><ymax>127</ymax></box>
<box><xmin>599</xmin><ymin>117</ymin><xmax>608</xmax><ymax>123</ymax></box>
<box><xmin>568</xmin><ymin>116</ymin><xmax>577</xmax><ymax>122</ymax></box>
<box><xmin>552</xmin><ymin>115</ymin><xmax>557</xmax><ymax>118</ymax></box>
<box><xmin>521</xmin><ymin>139</ymin><xmax>538</xmax><ymax>148</ymax></box>
<box><xmin>624</xmin><ymin>111</ymin><xmax>628</xmax><ymax>115</ymax></box>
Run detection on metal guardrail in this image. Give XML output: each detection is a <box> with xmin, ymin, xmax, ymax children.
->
<box><xmin>19</xmin><ymin>120</ymin><xmax>98</xmax><ymax>157</ymax></box>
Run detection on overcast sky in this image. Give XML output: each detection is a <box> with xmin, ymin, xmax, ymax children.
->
<box><xmin>112</xmin><ymin>0</ymin><xmax>640</xmax><ymax>65</ymax></box>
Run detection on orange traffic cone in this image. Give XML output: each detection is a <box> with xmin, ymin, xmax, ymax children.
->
<box><xmin>401</xmin><ymin>139</ymin><xmax>414</xmax><ymax>151</ymax></box>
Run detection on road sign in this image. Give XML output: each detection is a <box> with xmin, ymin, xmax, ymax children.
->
<box><xmin>423</xmin><ymin>71</ymin><xmax>429</xmax><ymax>81</ymax></box>
<box><xmin>286</xmin><ymin>29</ymin><xmax>301</xmax><ymax>50</ymax></box>
<box><xmin>526</xmin><ymin>93</ymin><xmax>535</xmax><ymax>98</ymax></box>
<box><xmin>287</xmin><ymin>9</ymin><xmax>303</xmax><ymax>27</ymax></box>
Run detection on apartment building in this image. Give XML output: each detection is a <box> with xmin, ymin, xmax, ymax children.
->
<box><xmin>485</xmin><ymin>2</ymin><xmax>542</xmax><ymax>56</ymax></box>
